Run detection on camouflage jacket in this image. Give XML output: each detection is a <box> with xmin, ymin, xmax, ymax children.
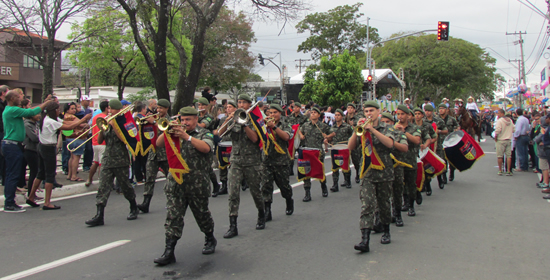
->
<box><xmin>425</xmin><ymin>116</ymin><xmax>448</xmax><ymax>151</ymax></box>
<box><xmin>330</xmin><ymin>122</ymin><xmax>353</xmax><ymax>144</ymax></box>
<box><xmin>286</xmin><ymin>112</ymin><xmax>307</xmax><ymax>126</ymax></box>
<box><xmin>300</xmin><ymin>120</ymin><xmax>330</xmax><ymax>150</ymax></box>
<box><xmin>442</xmin><ymin>114</ymin><xmax>459</xmax><ymax>133</ymax></box>
<box><xmin>344</xmin><ymin>112</ymin><xmax>364</xmax><ymax>127</ymax></box>
<box><xmin>147</xmin><ymin>114</ymin><xmax>169</xmax><ymax>162</ymax></box>
<box><xmin>365</xmin><ymin>120</ymin><xmax>395</xmax><ymax>182</ymax></box>
<box><xmin>199</xmin><ymin>113</ymin><xmax>215</xmax><ymax>131</ymax></box>
<box><xmin>228</xmin><ymin>120</ymin><xmax>261</xmax><ymax>166</ymax></box>
<box><xmin>263</xmin><ymin>120</ymin><xmax>292</xmax><ymax>166</ymax></box>
<box><xmin>415</xmin><ymin>120</ymin><xmax>436</xmax><ymax>146</ymax></box>
<box><xmin>390</xmin><ymin>126</ymin><xmax>409</xmax><ymax>164</ymax></box>
<box><xmin>401</xmin><ymin>123</ymin><xmax>422</xmax><ymax>169</ymax></box>
<box><xmin>102</xmin><ymin>127</ymin><xmax>130</xmax><ymax>169</ymax></box>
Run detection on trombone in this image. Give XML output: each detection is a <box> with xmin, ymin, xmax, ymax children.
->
<box><xmin>134</xmin><ymin>113</ymin><xmax>159</xmax><ymax>125</ymax></box>
<box><xmin>67</xmin><ymin>104</ymin><xmax>134</xmax><ymax>152</ymax></box>
<box><xmin>355</xmin><ymin>117</ymin><xmax>374</xmax><ymax>137</ymax></box>
<box><xmin>219</xmin><ymin>101</ymin><xmax>260</xmax><ymax>137</ymax></box>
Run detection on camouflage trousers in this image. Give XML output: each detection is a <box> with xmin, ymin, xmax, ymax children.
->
<box><xmin>391</xmin><ymin>167</ymin><xmax>404</xmax><ymax>212</ymax></box>
<box><xmin>351</xmin><ymin>148</ymin><xmax>362</xmax><ymax>175</ymax></box>
<box><xmin>96</xmin><ymin>167</ymin><xmax>136</xmax><ymax>206</ymax></box>
<box><xmin>303</xmin><ymin>151</ymin><xmax>326</xmax><ymax>188</ymax></box>
<box><xmin>163</xmin><ymin>177</ymin><xmax>214</xmax><ymax>240</ymax></box>
<box><xmin>403</xmin><ymin>168</ymin><xmax>418</xmax><ymax>199</ymax></box>
<box><xmin>332</xmin><ymin>168</ymin><xmax>351</xmax><ymax>185</ymax></box>
<box><xmin>360</xmin><ymin>179</ymin><xmax>392</xmax><ymax>229</ymax></box>
<box><xmin>144</xmin><ymin>159</ymin><xmax>169</xmax><ymax>196</ymax></box>
<box><xmin>208</xmin><ymin>167</ymin><xmax>218</xmax><ymax>185</ymax></box>
<box><xmin>219</xmin><ymin>167</ymin><xmax>228</xmax><ymax>182</ymax></box>
<box><xmin>262</xmin><ymin>164</ymin><xmax>292</xmax><ymax>203</ymax></box>
<box><xmin>228</xmin><ymin>163</ymin><xmax>264</xmax><ymax>216</ymax></box>
<box><xmin>437</xmin><ymin>148</ymin><xmax>447</xmax><ymax>173</ymax></box>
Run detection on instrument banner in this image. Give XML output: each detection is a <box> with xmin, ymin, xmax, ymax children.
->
<box><xmin>267</xmin><ymin>126</ymin><xmax>287</xmax><ymax>154</ymax></box>
<box><xmin>112</xmin><ymin>111</ymin><xmax>141</xmax><ymax>156</ymax></box>
<box><xmin>359</xmin><ymin>131</ymin><xmax>385</xmax><ymax>179</ymax></box>
<box><xmin>249</xmin><ymin>106</ymin><xmax>269</xmax><ymax>155</ymax></box>
<box><xmin>217</xmin><ymin>145</ymin><xmax>232</xmax><ymax>170</ymax></box>
<box><xmin>331</xmin><ymin>147</ymin><xmax>350</xmax><ymax>172</ymax></box>
<box><xmin>297</xmin><ymin>149</ymin><xmax>325</xmax><ymax>181</ymax></box>
<box><xmin>391</xmin><ymin>154</ymin><xmax>413</xmax><ymax>169</ymax></box>
<box><xmin>430</xmin><ymin>122</ymin><xmax>437</xmax><ymax>151</ymax></box>
<box><xmin>421</xmin><ymin>148</ymin><xmax>446</xmax><ymax>177</ymax></box>
<box><xmin>459</xmin><ymin>130</ymin><xmax>484</xmax><ymax>161</ymax></box>
<box><xmin>416</xmin><ymin>161</ymin><xmax>425</xmax><ymax>191</ymax></box>
<box><xmin>288</xmin><ymin>124</ymin><xmax>300</xmax><ymax>160</ymax></box>
<box><xmin>139</xmin><ymin>123</ymin><xmax>157</xmax><ymax>156</ymax></box>
<box><xmin>163</xmin><ymin>132</ymin><xmax>190</xmax><ymax>184</ymax></box>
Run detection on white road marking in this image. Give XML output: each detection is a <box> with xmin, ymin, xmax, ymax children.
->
<box><xmin>0</xmin><ymin>240</ymin><xmax>131</xmax><ymax>280</ymax></box>
<box><xmin>273</xmin><ymin>164</ymin><xmax>355</xmax><ymax>194</ymax></box>
<box><xmin>485</xmin><ymin>152</ymin><xmax>496</xmax><ymax>154</ymax></box>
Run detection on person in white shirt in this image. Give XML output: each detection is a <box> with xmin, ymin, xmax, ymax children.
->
<box><xmin>323</xmin><ymin>106</ymin><xmax>335</xmax><ymax>126</ymax></box>
<box><xmin>465</xmin><ymin>96</ymin><xmax>480</xmax><ymax>120</ymax></box>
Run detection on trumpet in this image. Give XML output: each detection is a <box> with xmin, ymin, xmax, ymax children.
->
<box><xmin>355</xmin><ymin>117</ymin><xmax>374</xmax><ymax>137</ymax></box>
<box><xmin>134</xmin><ymin>113</ymin><xmax>159</xmax><ymax>125</ymax></box>
<box><xmin>158</xmin><ymin>117</ymin><xmax>187</xmax><ymax>134</ymax></box>
<box><xmin>67</xmin><ymin>104</ymin><xmax>135</xmax><ymax>152</ymax></box>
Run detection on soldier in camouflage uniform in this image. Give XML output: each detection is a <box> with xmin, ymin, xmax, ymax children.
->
<box><xmin>197</xmin><ymin>97</ymin><xmax>220</xmax><ymax>196</ymax></box>
<box><xmin>327</xmin><ymin>109</ymin><xmax>353</xmax><ymax>192</ymax></box>
<box><xmin>438</xmin><ymin>104</ymin><xmax>459</xmax><ymax>183</ymax></box>
<box><xmin>137</xmin><ymin>99</ymin><xmax>171</xmax><ymax>214</ymax></box>
<box><xmin>218</xmin><ymin>94</ymin><xmax>265</xmax><ymax>239</ymax></box>
<box><xmin>262</xmin><ymin>104</ymin><xmax>294</xmax><ymax>221</ymax></box>
<box><xmin>344</xmin><ymin>103</ymin><xmax>364</xmax><ymax>184</ymax></box>
<box><xmin>85</xmin><ymin>99</ymin><xmax>139</xmax><ymax>227</ymax></box>
<box><xmin>153</xmin><ymin>107</ymin><xmax>217</xmax><ymax>266</ymax></box>
<box><xmin>298</xmin><ymin>107</ymin><xmax>331</xmax><ymax>201</ymax></box>
<box><xmin>424</xmin><ymin>104</ymin><xmax>448</xmax><ymax>190</ymax></box>
<box><xmin>350</xmin><ymin>101</ymin><xmax>396</xmax><ymax>253</ymax></box>
<box><xmin>408</xmin><ymin>107</ymin><xmax>436</xmax><ymax>205</ymax></box>
<box><xmin>394</xmin><ymin>105</ymin><xmax>422</xmax><ymax>219</ymax></box>
<box><xmin>213</xmin><ymin>100</ymin><xmax>237</xmax><ymax>196</ymax></box>
<box><xmin>285</xmin><ymin>102</ymin><xmax>307</xmax><ymax>176</ymax></box>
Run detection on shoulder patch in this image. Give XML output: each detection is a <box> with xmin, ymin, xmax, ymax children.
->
<box><xmin>206</xmin><ymin>133</ymin><xmax>214</xmax><ymax>138</ymax></box>
<box><xmin>206</xmin><ymin>117</ymin><xmax>212</xmax><ymax>121</ymax></box>
<box><xmin>416</xmin><ymin>129</ymin><xmax>421</xmax><ymax>133</ymax></box>
<box><xmin>401</xmin><ymin>135</ymin><xmax>407</xmax><ymax>139</ymax></box>
<box><xmin>388</xmin><ymin>127</ymin><xmax>395</xmax><ymax>132</ymax></box>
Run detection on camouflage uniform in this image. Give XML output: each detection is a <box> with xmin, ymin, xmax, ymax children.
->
<box><xmin>96</xmin><ymin>128</ymin><xmax>135</xmax><ymax>206</ymax></box>
<box><xmin>442</xmin><ymin>114</ymin><xmax>459</xmax><ymax>180</ymax></box>
<box><xmin>164</xmin><ymin>126</ymin><xmax>215</xmax><ymax>239</ymax></box>
<box><xmin>299</xmin><ymin>120</ymin><xmax>330</xmax><ymax>189</ymax></box>
<box><xmin>425</xmin><ymin>117</ymin><xmax>448</xmax><ymax>175</ymax></box>
<box><xmin>285</xmin><ymin>112</ymin><xmax>307</xmax><ymax>173</ymax></box>
<box><xmin>262</xmin><ymin>121</ymin><xmax>293</xmax><ymax>203</ymax></box>
<box><xmin>360</xmin><ymin>120</ymin><xmax>395</xmax><ymax>229</ymax></box>
<box><xmin>390</xmin><ymin>128</ymin><xmax>409</xmax><ymax>218</ymax></box>
<box><xmin>199</xmin><ymin>113</ymin><xmax>218</xmax><ymax>189</ymax></box>
<box><xmin>144</xmin><ymin>145</ymin><xmax>169</xmax><ymax>196</ymax></box>
<box><xmin>329</xmin><ymin>122</ymin><xmax>353</xmax><ymax>185</ymax></box>
<box><xmin>217</xmin><ymin>116</ymin><xmax>232</xmax><ymax>182</ymax></box>
<box><xmin>227</xmin><ymin>121</ymin><xmax>264</xmax><ymax>217</ymax></box>
<box><xmin>345</xmin><ymin>113</ymin><xmax>364</xmax><ymax>180</ymax></box>
<box><xmin>401</xmin><ymin>123</ymin><xmax>423</xmax><ymax>212</ymax></box>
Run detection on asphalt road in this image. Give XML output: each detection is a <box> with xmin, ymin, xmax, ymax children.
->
<box><xmin>1</xmin><ymin>140</ymin><xmax>549</xmax><ymax>280</ymax></box>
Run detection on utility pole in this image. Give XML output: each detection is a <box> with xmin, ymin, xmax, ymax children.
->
<box><xmin>295</xmin><ymin>59</ymin><xmax>311</xmax><ymax>73</ymax></box>
<box><xmin>509</xmin><ymin>59</ymin><xmax>522</xmax><ymax>108</ymax></box>
<box><xmin>507</xmin><ymin>31</ymin><xmax>527</xmax><ymax>109</ymax></box>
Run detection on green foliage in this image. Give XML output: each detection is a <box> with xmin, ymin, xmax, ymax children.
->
<box><xmin>246</xmin><ymin>73</ymin><xmax>264</xmax><ymax>82</ymax></box>
<box><xmin>126</xmin><ymin>87</ymin><xmax>156</xmax><ymax>103</ymax></box>
<box><xmin>299</xmin><ymin>50</ymin><xmax>364</xmax><ymax>107</ymax></box>
<box><xmin>296</xmin><ymin>3</ymin><xmax>380</xmax><ymax>61</ymax></box>
<box><xmin>372</xmin><ymin>34</ymin><xmax>499</xmax><ymax>104</ymax></box>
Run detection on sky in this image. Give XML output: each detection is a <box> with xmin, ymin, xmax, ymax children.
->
<box><xmin>248</xmin><ymin>0</ymin><xmax>550</xmax><ymax>95</ymax></box>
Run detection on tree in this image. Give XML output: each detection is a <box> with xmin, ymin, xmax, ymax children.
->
<box><xmin>372</xmin><ymin>34</ymin><xmax>499</xmax><ymax>104</ymax></box>
<box><xmin>299</xmin><ymin>50</ymin><xmax>364</xmax><ymax>108</ymax></box>
<box><xmin>0</xmin><ymin>0</ymin><xmax>97</xmax><ymax>100</ymax></box>
<box><xmin>296</xmin><ymin>3</ymin><xmax>380</xmax><ymax>61</ymax></box>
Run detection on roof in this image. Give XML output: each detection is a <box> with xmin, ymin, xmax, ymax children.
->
<box><xmin>0</xmin><ymin>27</ymin><xmax>66</xmax><ymax>43</ymax></box>
<box><xmin>288</xmin><ymin>68</ymin><xmax>405</xmax><ymax>88</ymax></box>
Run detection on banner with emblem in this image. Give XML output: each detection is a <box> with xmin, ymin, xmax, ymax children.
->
<box><xmin>139</xmin><ymin>123</ymin><xmax>157</xmax><ymax>156</ymax></box>
<box><xmin>217</xmin><ymin>143</ymin><xmax>232</xmax><ymax>170</ymax></box>
<box><xmin>249</xmin><ymin>106</ymin><xmax>269</xmax><ymax>155</ymax></box>
<box><xmin>429</xmin><ymin>122</ymin><xmax>437</xmax><ymax>151</ymax></box>
<box><xmin>390</xmin><ymin>154</ymin><xmax>413</xmax><ymax>169</ymax></box>
<box><xmin>416</xmin><ymin>160</ymin><xmax>425</xmax><ymax>191</ymax></box>
<box><xmin>444</xmin><ymin>130</ymin><xmax>485</xmax><ymax>171</ymax></box>
<box><xmin>331</xmin><ymin>146</ymin><xmax>350</xmax><ymax>172</ymax></box>
<box><xmin>163</xmin><ymin>132</ymin><xmax>190</xmax><ymax>184</ymax></box>
<box><xmin>267</xmin><ymin>126</ymin><xmax>287</xmax><ymax>154</ymax></box>
<box><xmin>112</xmin><ymin>111</ymin><xmax>141</xmax><ymax>156</ymax></box>
<box><xmin>297</xmin><ymin>148</ymin><xmax>325</xmax><ymax>181</ymax></box>
<box><xmin>359</xmin><ymin>131</ymin><xmax>385</xmax><ymax>178</ymax></box>
<box><xmin>288</xmin><ymin>124</ymin><xmax>300</xmax><ymax>160</ymax></box>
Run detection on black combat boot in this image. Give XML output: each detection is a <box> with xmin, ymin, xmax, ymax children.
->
<box><xmin>449</xmin><ymin>167</ymin><xmax>455</xmax><ymax>181</ymax></box>
<box><xmin>372</xmin><ymin>212</ymin><xmax>384</xmax><ymax>233</ymax></box>
<box><xmin>137</xmin><ymin>195</ymin><xmax>152</xmax><ymax>213</ymax></box>
<box><xmin>380</xmin><ymin>224</ymin><xmax>391</xmax><ymax>244</ymax></box>
<box><xmin>355</xmin><ymin>172</ymin><xmax>360</xmax><ymax>184</ymax></box>
<box><xmin>344</xmin><ymin>172</ymin><xmax>352</xmax><ymax>188</ymax></box>
<box><xmin>354</xmin><ymin>229</ymin><xmax>370</xmax><ymax>252</ymax></box>
<box><xmin>303</xmin><ymin>187</ymin><xmax>311</xmax><ymax>202</ymax></box>
<box><xmin>321</xmin><ymin>182</ymin><xmax>328</xmax><ymax>197</ymax></box>
<box><xmin>85</xmin><ymin>204</ymin><xmax>105</xmax><ymax>227</ymax></box>
<box><xmin>264</xmin><ymin>202</ymin><xmax>272</xmax><ymax>222</ymax></box>
<box><xmin>391</xmin><ymin>208</ymin><xmax>396</xmax><ymax>223</ymax></box>
<box><xmin>256</xmin><ymin>210</ymin><xmax>266</xmax><ymax>230</ymax></box>
<box><xmin>289</xmin><ymin>165</ymin><xmax>294</xmax><ymax>176</ymax></box>
<box><xmin>442</xmin><ymin>171</ymin><xmax>448</xmax><ymax>184</ymax></box>
<box><xmin>223</xmin><ymin>216</ymin><xmax>238</xmax><ymax>238</ymax></box>
<box><xmin>202</xmin><ymin>232</ymin><xmax>217</xmax><ymax>255</ymax></box>
<box><xmin>285</xmin><ymin>198</ymin><xmax>294</xmax><ymax>215</ymax></box>
<box><xmin>401</xmin><ymin>194</ymin><xmax>409</xmax><ymax>212</ymax></box>
<box><xmin>331</xmin><ymin>177</ymin><xmax>339</xmax><ymax>192</ymax></box>
<box><xmin>218</xmin><ymin>181</ymin><xmax>228</xmax><ymax>195</ymax></box>
<box><xmin>416</xmin><ymin>190</ymin><xmax>423</xmax><ymax>205</ymax></box>
<box><xmin>408</xmin><ymin>198</ymin><xmax>416</xmax><ymax>216</ymax></box>
<box><xmin>211</xmin><ymin>180</ymin><xmax>220</xmax><ymax>197</ymax></box>
<box><xmin>437</xmin><ymin>175</ymin><xmax>445</xmax><ymax>189</ymax></box>
<box><xmin>127</xmin><ymin>199</ymin><xmax>139</xmax><ymax>220</ymax></box>
<box><xmin>395</xmin><ymin>209</ymin><xmax>404</xmax><ymax>227</ymax></box>
<box><xmin>425</xmin><ymin>180</ymin><xmax>432</xmax><ymax>196</ymax></box>
<box><xmin>241</xmin><ymin>179</ymin><xmax>248</xmax><ymax>191</ymax></box>
<box><xmin>154</xmin><ymin>238</ymin><xmax>177</xmax><ymax>266</ymax></box>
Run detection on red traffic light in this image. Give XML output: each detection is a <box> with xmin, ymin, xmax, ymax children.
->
<box><xmin>437</xmin><ymin>21</ymin><xmax>450</xmax><ymax>41</ymax></box>
<box><xmin>367</xmin><ymin>75</ymin><xmax>373</xmax><ymax>82</ymax></box>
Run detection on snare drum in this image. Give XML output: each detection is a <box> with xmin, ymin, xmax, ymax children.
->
<box><xmin>419</xmin><ymin>148</ymin><xmax>446</xmax><ymax>177</ymax></box>
<box><xmin>330</xmin><ymin>144</ymin><xmax>350</xmax><ymax>172</ymax></box>
<box><xmin>217</xmin><ymin>141</ymin><xmax>233</xmax><ymax>169</ymax></box>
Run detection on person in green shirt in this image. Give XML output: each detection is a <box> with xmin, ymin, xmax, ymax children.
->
<box><xmin>2</xmin><ymin>90</ymin><xmax>54</xmax><ymax>213</ymax></box>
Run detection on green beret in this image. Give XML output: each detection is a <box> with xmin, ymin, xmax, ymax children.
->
<box><xmin>397</xmin><ymin>104</ymin><xmax>410</xmax><ymax>114</ymax></box>
<box><xmin>310</xmin><ymin>107</ymin><xmax>321</xmax><ymax>114</ymax></box>
<box><xmin>227</xmin><ymin>100</ymin><xmax>237</xmax><ymax>108</ymax></box>
<box><xmin>438</xmin><ymin>103</ymin><xmax>447</xmax><ymax>109</ymax></box>
<box><xmin>413</xmin><ymin>107</ymin><xmax>425</xmax><ymax>115</ymax></box>
<box><xmin>237</xmin><ymin>94</ymin><xmax>252</xmax><ymax>103</ymax></box>
<box><xmin>178</xmin><ymin>106</ymin><xmax>199</xmax><ymax>116</ymax></box>
<box><xmin>294</xmin><ymin>102</ymin><xmax>301</xmax><ymax>107</ymax></box>
<box><xmin>197</xmin><ymin>97</ymin><xmax>209</xmax><ymax>105</ymax></box>
<box><xmin>424</xmin><ymin>104</ymin><xmax>434</xmax><ymax>111</ymax></box>
<box><xmin>347</xmin><ymin>103</ymin><xmax>356</xmax><ymax>109</ymax></box>
<box><xmin>335</xmin><ymin>109</ymin><xmax>344</xmax><ymax>116</ymax></box>
<box><xmin>363</xmin><ymin>101</ymin><xmax>380</xmax><ymax>109</ymax></box>
<box><xmin>270</xmin><ymin>104</ymin><xmax>283</xmax><ymax>113</ymax></box>
<box><xmin>109</xmin><ymin>99</ymin><xmax>122</xmax><ymax>110</ymax></box>
<box><xmin>157</xmin><ymin>99</ymin><xmax>170</xmax><ymax>108</ymax></box>
<box><xmin>381</xmin><ymin>112</ymin><xmax>394</xmax><ymax>121</ymax></box>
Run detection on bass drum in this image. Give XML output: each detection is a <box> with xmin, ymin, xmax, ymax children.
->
<box><xmin>443</xmin><ymin>130</ymin><xmax>477</xmax><ymax>171</ymax></box>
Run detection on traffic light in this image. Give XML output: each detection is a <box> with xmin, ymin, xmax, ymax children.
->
<box><xmin>276</xmin><ymin>89</ymin><xmax>282</xmax><ymax>100</ymax></box>
<box><xmin>366</xmin><ymin>75</ymin><xmax>373</xmax><ymax>82</ymax></box>
<box><xmin>258</xmin><ymin>54</ymin><xmax>265</xmax><ymax>66</ymax></box>
<box><xmin>437</xmin><ymin>21</ymin><xmax>449</xmax><ymax>41</ymax></box>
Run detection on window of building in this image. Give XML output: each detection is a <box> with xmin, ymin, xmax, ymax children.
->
<box><xmin>23</xmin><ymin>55</ymin><xmax>42</xmax><ymax>69</ymax></box>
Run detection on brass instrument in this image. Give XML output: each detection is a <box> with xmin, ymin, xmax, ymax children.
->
<box><xmin>264</xmin><ymin>117</ymin><xmax>275</xmax><ymax>124</ymax></box>
<box><xmin>355</xmin><ymin>117</ymin><xmax>374</xmax><ymax>137</ymax></box>
<box><xmin>219</xmin><ymin>101</ymin><xmax>260</xmax><ymax>137</ymax></box>
<box><xmin>134</xmin><ymin>113</ymin><xmax>159</xmax><ymax>125</ymax></box>
<box><xmin>158</xmin><ymin>117</ymin><xmax>187</xmax><ymax>134</ymax></box>
<box><xmin>67</xmin><ymin>104</ymin><xmax>135</xmax><ymax>152</ymax></box>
